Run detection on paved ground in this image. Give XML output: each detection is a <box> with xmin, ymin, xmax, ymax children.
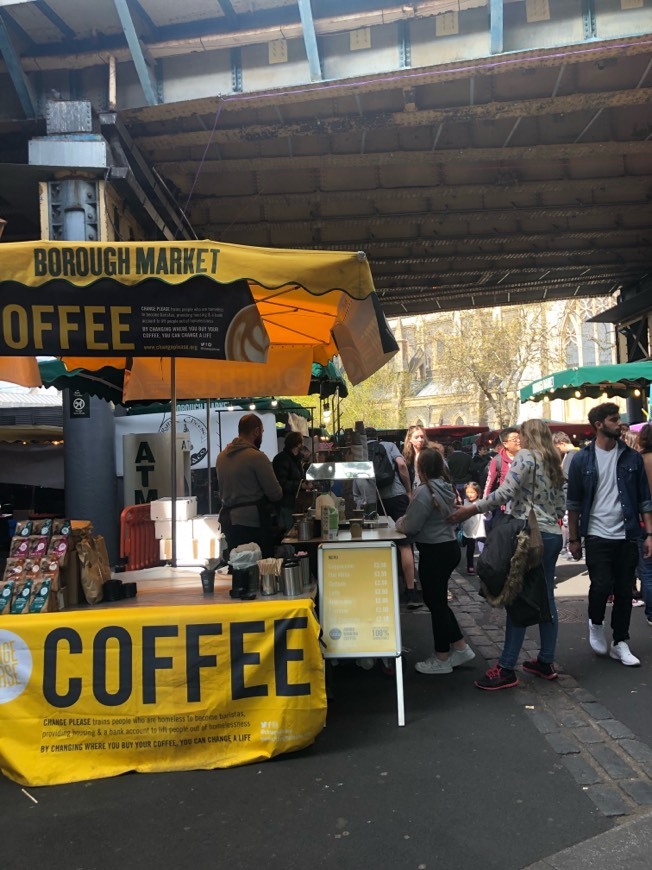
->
<box><xmin>2</xmin><ymin>552</ymin><xmax>652</xmax><ymax>869</ymax></box>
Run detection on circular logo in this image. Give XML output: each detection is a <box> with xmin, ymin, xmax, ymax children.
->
<box><xmin>159</xmin><ymin>415</ymin><xmax>208</xmax><ymax>466</ymax></box>
<box><xmin>329</xmin><ymin>628</ymin><xmax>342</xmax><ymax>640</ymax></box>
<box><xmin>0</xmin><ymin>630</ymin><xmax>32</xmax><ymax>704</ymax></box>
<box><xmin>72</xmin><ymin>397</ymin><xmax>86</xmax><ymax>411</ymax></box>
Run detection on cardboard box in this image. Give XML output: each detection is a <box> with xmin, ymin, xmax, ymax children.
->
<box><xmin>159</xmin><ymin>538</ymin><xmax>200</xmax><ymax>564</ymax></box>
<box><xmin>191</xmin><ymin>515</ymin><xmax>221</xmax><ymax>537</ymax></box>
<box><xmin>191</xmin><ymin>515</ymin><xmax>224</xmax><ymax>562</ymax></box>
<box><xmin>195</xmin><ymin>535</ymin><xmax>224</xmax><ymax>561</ymax></box>
<box><xmin>153</xmin><ymin>518</ymin><xmax>194</xmax><ymax>542</ymax></box>
<box><xmin>150</xmin><ymin>497</ymin><xmax>197</xmax><ymax>522</ymax></box>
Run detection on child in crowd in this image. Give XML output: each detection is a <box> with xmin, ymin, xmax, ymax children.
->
<box><xmin>461</xmin><ymin>482</ymin><xmax>486</xmax><ymax>575</ymax></box>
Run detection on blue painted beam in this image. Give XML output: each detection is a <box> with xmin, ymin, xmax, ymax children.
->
<box><xmin>0</xmin><ymin>10</ymin><xmax>37</xmax><ymax>118</ymax></box>
<box><xmin>112</xmin><ymin>0</ymin><xmax>159</xmax><ymax>106</ymax></box>
<box><xmin>34</xmin><ymin>1</ymin><xmax>76</xmax><ymax>41</ymax></box>
<box><xmin>489</xmin><ymin>0</ymin><xmax>503</xmax><ymax>56</ymax></box>
<box><xmin>297</xmin><ymin>0</ymin><xmax>322</xmax><ymax>82</ymax></box>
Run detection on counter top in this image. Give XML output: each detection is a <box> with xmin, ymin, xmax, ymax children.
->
<box><xmin>283</xmin><ymin>527</ymin><xmax>406</xmax><ymax>545</ymax></box>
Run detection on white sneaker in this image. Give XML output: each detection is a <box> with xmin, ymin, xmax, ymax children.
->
<box><xmin>609</xmin><ymin>641</ymin><xmax>640</xmax><ymax>667</ymax></box>
<box><xmin>415</xmin><ymin>655</ymin><xmax>453</xmax><ymax>675</ymax></box>
<box><xmin>589</xmin><ymin>620</ymin><xmax>608</xmax><ymax>655</ymax></box>
<box><xmin>448</xmin><ymin>645</ymin><xmax>476</xmax><ymax>668</ymax></box>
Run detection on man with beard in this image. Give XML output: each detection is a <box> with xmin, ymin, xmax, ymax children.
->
<box><xmin>216</xmin><ymin>413</ymin><xmax>282</xmax><ymax>557</ymax></box>
<box><xmin>567</xmin><ymin>403</ymin><xmax>652</xmax><ymax>666</ymax></box>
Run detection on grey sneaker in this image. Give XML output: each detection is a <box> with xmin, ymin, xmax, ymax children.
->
<box><xmin>589</xmin><ymin>620</ymin><xmax>608</xmax><ymax>655</ymax></box>
<box><xmin>448</xmin><ymin>645</ymin><xmax>476</xmax><ymax>668</ymax></box>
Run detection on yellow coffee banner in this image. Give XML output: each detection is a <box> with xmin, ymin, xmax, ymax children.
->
<box><xmin>0</xmin><ymin>601</ymin><xmax>326</xmax><ymax>786</ymax></box>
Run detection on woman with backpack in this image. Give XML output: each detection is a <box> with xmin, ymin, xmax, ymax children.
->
<box><xmin>396</xmin><ymin>447</ymin><xmax>476</xmax><ymax>674</ymax></box>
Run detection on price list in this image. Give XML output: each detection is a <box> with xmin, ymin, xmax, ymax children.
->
<box><xmin>318</xmin><ymin>543</ymin><xmax>400</xmax><ymax>657</ymax></box>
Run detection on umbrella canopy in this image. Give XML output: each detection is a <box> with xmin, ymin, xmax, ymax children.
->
<box><xmin>35</xmin><ymin>359</ymin><xmax>347</xmax><ymax>405</ymax></box>
<box><xmin>520</xmin><ymin>361</ymin><xmax>652</xmax><ymax>403</ymax></box>
<box><xmin>0</xmin><ymin>240</ymin><xmax>397</xmax><ymax>399</ymax></box>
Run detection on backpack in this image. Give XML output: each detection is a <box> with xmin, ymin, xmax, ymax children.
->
<box><xmin>485</xmin><ymin>453</ymin><xmax>502</xmax><ymax>492</ymax></box>
<box><xmin>369</xmin><ymin>440</ymin><xmax>396</xmax><ymax>489</ymax></box>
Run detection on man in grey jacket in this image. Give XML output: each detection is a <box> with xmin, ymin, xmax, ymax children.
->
<box><xmin>216</xmin><ymin>413</ymin><xmax>283</xmax><ymax>557</ymax></box>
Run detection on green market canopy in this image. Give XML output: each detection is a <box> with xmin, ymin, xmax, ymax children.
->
<box><xmin>520</xmin><ymin>361</ymin><xmax>652</xmax><ymax>403</ymax></box>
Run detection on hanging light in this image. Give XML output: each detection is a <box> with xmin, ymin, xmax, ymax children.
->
<box><xmin>271</xmin><ymin>397</ymin><xmax>278</xmax><ymax>407</ymax></box>
<box><xmin>228</xmin><ymin>404</ymin><xmax>235</xmax><ymax>411</ymax></box>
<box><xmin>634</xmin><ymin>389</ymin><xmax>641</xmax><ymax>397</ymax></box>
<box><xmin>249</xmin><ymin>403</ymin><xmax>256</xmax><ymax>410</ymax></box>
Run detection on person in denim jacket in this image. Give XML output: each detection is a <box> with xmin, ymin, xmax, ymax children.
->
<box><xmin>567</xmin><ymin>403</ymin><xmax>652</xmax><ymax>667</ymax></box>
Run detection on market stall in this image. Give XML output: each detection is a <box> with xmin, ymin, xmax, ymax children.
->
<box><xmin>0</xmin><ymin>238</ymin><xmax>398</xmax><ymax>785</ymax></box>
<box><xmin>0</xmin><ymin>567</ymin><xmax>325</xmax><ymax>786</ymax></box>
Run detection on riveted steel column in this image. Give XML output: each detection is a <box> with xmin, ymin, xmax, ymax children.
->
<box><xmin>581</xmin><ymin>0</ymin><xmax>597</xmax><ymax>40</ymax></box>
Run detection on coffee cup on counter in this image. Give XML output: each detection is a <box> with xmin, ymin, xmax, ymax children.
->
<box><xmin>350</xmin><ymin>521</ymin><xmax>362</xmax><ymax>539</ymax></box>
<box><xmin>200</xmin><ymin>569</ymin><xmax>215</xmax><ymax>594</ymax></box>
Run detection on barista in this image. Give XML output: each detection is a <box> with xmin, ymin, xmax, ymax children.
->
<box><xmin>273</xmin><ymin>431</ymin><xmax>306</xmax><ymax>532</ymax></box>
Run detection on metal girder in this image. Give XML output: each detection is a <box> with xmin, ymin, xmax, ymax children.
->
<box><xmin>132</xmin><ymin>85</ymin><xmax>652</xmax><ymax>150</ymax></box>
<box><xmin>217</xmin><ymin>0</ymin><xmax>239</xmax><ymax>27</ymax></box>
<box><xmin>99</xmin><ymin>112</ymin><xmax>195</xmax><ymax>240</ymax></box>
<box><xmin>268</xmin><ymin>227</ymin><xmax>651</xmax><ymax>252</ymax></box>
<box><xmin>158</xmin><ymin>139</ymin><xmax>651</xmax><ymax>175</ymax></box>
<box><xmin>490</xmin><ymin>0</ymin><xmax>503</xmax><ymax>56</ymax></box>
<box><xmin>189</xmin><ymin>175</ymin><xmax>652</xmax><ymax>215</ymax></box>
<box><xmin>370</xmin><ymin>246</ymin><xmax>650</xmax><ymax>268</ymax></box>
<box><xmin>34</xmin><ymin>1</ymin><xmax>76</xmax><ymax>40</ymax></box>
<box><xmin>204</xmin><ymin>202</ymin><xmax>651</xmax><ymax>233</ymax></box>
<box><xmin>297</xmin><ymin>0</ymin><xmax>322</xmax><ymax>82</ymax></box>
<box><xmin>112</xmin><ymin>0</ymin><xmax>160</xmax><ymax>106</ymax></box>
<box><xmin>0</xmin><ymin>10</ymin><xmax>37</xmax><ymax>119</ymax></box>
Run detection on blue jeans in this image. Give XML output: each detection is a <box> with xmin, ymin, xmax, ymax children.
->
<box><xmin>499</xmin><ymin>531</ymin><xmax>563</xmax><ymax>670</ymax></box>
<box><xmin>638</xmin><ymin>536</ymin><xmax>652</xmax><ymax>620</ymax></box>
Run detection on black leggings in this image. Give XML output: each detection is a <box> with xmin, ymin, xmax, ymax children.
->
<box><xmin>417</xmin><ymin>540</ymin><xmax>463</xmax><ymax>653</ymax></box>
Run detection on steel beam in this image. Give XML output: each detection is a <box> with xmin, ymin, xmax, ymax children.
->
<box><xmin>133</xmin><ymin>85</ymin><xmax>652</xmax><ymax>149</ymax></box>
<box><xmin>112</xmin><ymin>0</ymin><xmax>159</xmax><ymax>106</ymax></box>
<box><xmin>34</xmin><ymin>0</ymin><xmax>76</xmax><ymax>40</ymax></box>
<box><xmin>489</xmin><ymin>0</ymin><xmax>503</xmax><ymax>56</ymax></box>
<box><xmin>157</xmin><ymin>139</ymin><xmax>651</xmax><ymax>175</ymax></box>
<box><xmin>100</xmin><ymin>112</ymin><xmax>195</xmax><ymax>240</ymax></box>
<box><xmin>0</xmin><ymin>10</ymin><xmax>37</xmax><ymax>118</ymax></box>
<box><xmin>297</xmin><ymin>0</ymin><xmax>322</xmax><ymax>82</ymax></box>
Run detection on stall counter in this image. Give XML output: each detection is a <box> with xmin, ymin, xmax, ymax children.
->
<box><xmin>0</xmin><ymin>568</ymin><xmax>326</xmax><ymax>787</ymax></box>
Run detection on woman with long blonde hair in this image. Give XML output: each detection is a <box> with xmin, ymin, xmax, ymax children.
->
<box><xmin>450</xmin><ymin>419</ymin><xmax>566</xmax><ymax>690</ymax></box>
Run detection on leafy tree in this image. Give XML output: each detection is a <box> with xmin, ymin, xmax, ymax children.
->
<box><xmin>443</xmin><ymin>304</ymin><xmax>550</xmax><ymax>428</ymax></box>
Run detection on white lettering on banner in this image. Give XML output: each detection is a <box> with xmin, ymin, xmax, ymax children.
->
<box><xmin>531</xmin><ymin>375</ymin><xmax>555</xmax><ymax>395</ymax></box>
